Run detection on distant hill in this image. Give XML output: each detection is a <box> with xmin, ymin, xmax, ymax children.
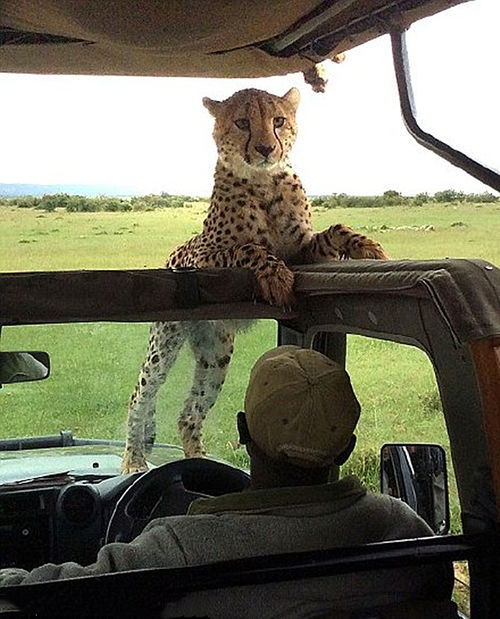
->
<box><xmin>0</xmin><ymin>183</ymin><xmax>144</xmax><ymax>197</ymax></box>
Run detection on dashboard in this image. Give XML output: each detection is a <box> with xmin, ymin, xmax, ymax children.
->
<box><xmin>0</xmin><ymin>457</ymin><xmax>251</xmax><ymax>572</ymax></box>
<box><xmin>0</xmin><ymin>474</ymin><xmax>137</xmax><ymax>570</ymax></box>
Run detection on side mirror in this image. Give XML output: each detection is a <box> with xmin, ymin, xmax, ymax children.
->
<box><xmin>381</xmin><ymin>443</ymin><xmax>449</xmax><ymax>535</ymax></box>
<box><xmin>0</xmin><ymin>351</ymin><xmax>50</xmax><ymax>385</ymax></box>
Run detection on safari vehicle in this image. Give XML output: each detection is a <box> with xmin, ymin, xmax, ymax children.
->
<box><xmin>1</xmin><ymin>1</ymin><xmax>499</xmax><ymax>618</ymax></box>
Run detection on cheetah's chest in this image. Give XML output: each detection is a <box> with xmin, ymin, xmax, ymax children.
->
<box><xmin>209</xmin><ymin>172</ymin><xmax>312</xmax><ymax>261</ymax></box>
<box><xmin>253</xmin><ymin>200</ymin><xmax>308</xmax><ymax>259</ymax></box>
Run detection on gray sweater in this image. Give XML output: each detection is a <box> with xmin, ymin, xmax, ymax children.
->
<box><xmin>0</xmin><ymin>476</ymin><xmax>452</xmax><ymax>617</ymax></box>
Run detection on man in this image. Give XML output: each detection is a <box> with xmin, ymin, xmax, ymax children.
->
<box><xmin>0</xmin><ymin>346</ymin><xmax>455</xmax><ymax>617</ymax></box>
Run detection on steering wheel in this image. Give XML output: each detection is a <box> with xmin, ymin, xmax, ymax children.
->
<box><xmin>105</xmin><ymin>458</ymin><xmax>250</xmax><ymax>544</ymax></box>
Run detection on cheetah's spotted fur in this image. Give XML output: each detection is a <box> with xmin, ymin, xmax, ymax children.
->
<box><xmin>122</xmin><ymin>88</ymin><xmax>388</xmax><ymax>473</ymax></box>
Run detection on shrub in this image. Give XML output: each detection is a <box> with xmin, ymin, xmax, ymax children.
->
<box><xmin>434</xmin><ymin>189</ymin><xmax>466</xmax><ymax>203</ymax></box>
<box><xmin>15</xmin><ymin>196</ymin><xmax>42</xmax><ymax>208</ymax></box>
<box><xmin>34</xmin><ymin>193</ymin><xmax>73</xmax><ymax>211</ymax></box>
<box><xmin>413</xmin><ymin>192</ymin><xmax>430</xmax><ymax>206</ymax></box>
<box><xmin>310</xmin><ymin>196</ymin><xmax>330</xmax><ymax>207</ymax></box>
<box><xmin>465</xmin><ymin>192</ymin><xmax>498</xmax><ymax>203</ymax></box>
<box><xmin>382</xmin><ymin>190</ymin><xmax>403</xmax><ymax>206</ymax></box>
<box><xmin>64</xmin><ymin>196</ymin><xmax>96</xmax><ymax>212</ymax></box>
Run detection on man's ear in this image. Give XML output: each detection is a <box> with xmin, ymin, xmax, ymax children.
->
<box><xmin>334</xmin><ymin>434</ymin><xmax>356</xmax><ymax>466</ymax></box>
<box><xmin>237</xmin><ymin>411</ymin><xmax>251</xmax><ymax>445</ymax></box>
<box><xmin>202</xmin><ymin>96</ymin><xmax>222</xmax><ymax>117</ymax></box>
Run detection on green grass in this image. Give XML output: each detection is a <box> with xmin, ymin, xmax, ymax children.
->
<box><xmin>0</xmin><ymin>206</ymin><xmax>209</xmax><ymax>271</ymax></box>
<box><xmin>312</xmin><ymin>202</ymin><xmax>500</xmax><ymax>262</ymax></box>
<box><xmin>2</xmin><ymin>202</ymin><xmax>499</xmax><ymax>271</ymax></box>
<box><xmin>1</xmin><ymin>203</ymin><xmax>499</xmax><ymax>532</ymax></box>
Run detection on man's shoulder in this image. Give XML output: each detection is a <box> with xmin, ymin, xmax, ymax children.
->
<box><xmin>360</xmin><ymin>492</ymin><xmax>434</xmax><ymax>538</ymax></box>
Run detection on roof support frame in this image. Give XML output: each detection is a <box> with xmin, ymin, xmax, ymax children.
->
<box><xmin>390</xmin><ymin>29</ymin><xmax>500</xmax><ymax>192</ymax></box>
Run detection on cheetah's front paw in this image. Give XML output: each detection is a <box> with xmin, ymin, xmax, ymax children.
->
<box><xmin>349</xmin><ymin>239</ymin><xmax>389</xmax><ymax>260</ymax></box>
<box><xmin>257</xmin><ymin>260</ymin><xmax>295</xmax><ymax>308</ymax></box>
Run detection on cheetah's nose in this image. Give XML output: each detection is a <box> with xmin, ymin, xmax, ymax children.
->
<box><xmin>255</xmin><ymin>144</ymin><xmax>275</xmax><ymax>158</ymax></box>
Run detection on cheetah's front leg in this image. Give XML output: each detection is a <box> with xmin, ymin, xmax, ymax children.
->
<box><xmin>196</xmin><ymin>243</ymin><xmax>295</xmax><ymax>307</ymax></box>
<box><xmin>122</xmin><ymin>321</ymin><xmax>186</xmax><ymax>474</ymax></box>
<box><xmin>304</xmin><ymin>223</ymin><xmax>389</xmax><ymax>261</ymax></box>
<box><xmin>179</xmin><ymin>322</ymin><xmax>235</xmax><ymax>457</ymax></box>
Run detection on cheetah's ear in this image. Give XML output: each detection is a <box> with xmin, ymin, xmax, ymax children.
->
<box><xmin>282</xmin><ymin>87</ymin><xmax>300</xmax><ymax>109</ymax></box>
<box><xmin>203</xmin><ymin>97</ymin><xmax>222</xmax><ymax>117</ymax></box>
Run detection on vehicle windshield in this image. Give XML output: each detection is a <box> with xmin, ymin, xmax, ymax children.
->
<box><xmin>0</xmin><ymin>319</ymin><xmax>452</xmax><ymax>491</ymax></box>
<box><xmin>0</xmin><ymin>319</ymin><xmax>277</xmax><ymax>475</ymax></box>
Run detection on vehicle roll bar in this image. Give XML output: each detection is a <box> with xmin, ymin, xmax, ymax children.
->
<box><xmin>390</xmin><ymin>29</ymin><xmax>500</xmax><ymax>192</ymax></box>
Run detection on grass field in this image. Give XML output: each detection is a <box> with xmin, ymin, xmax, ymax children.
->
<box><xmin>1</xmin><ymin>202</ymin><xmax>499</xmax><ymax>269</ymax></box>
<box><xmin>1</xmin><ymin>203</ymin><xmax>499</xmax><ymax>531</ymax></box>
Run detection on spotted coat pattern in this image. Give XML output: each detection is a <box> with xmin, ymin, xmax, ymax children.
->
<box><xmin>122</xmin><ymin>88</ymin><xmax>388</xmax><ymax>473</ymax></box>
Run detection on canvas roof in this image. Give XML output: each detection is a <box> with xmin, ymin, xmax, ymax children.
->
<box><xmin>1</xmin><ymin>0</ymin><xmax>470</xmax><ymax>77</ymax></box>
<box><xmin>1</xmin><ymin>260</ymin><xmax>498</xmax><ymax>344</ymax></box>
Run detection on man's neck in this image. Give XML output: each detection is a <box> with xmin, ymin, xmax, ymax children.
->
<box><xmin>249</xmin><ymin>444</ymin><xmax>330</xmax><ymax>490</ymax></box>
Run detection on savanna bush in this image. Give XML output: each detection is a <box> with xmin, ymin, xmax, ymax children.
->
<box><xmin>311</xmin><ymin>191</ymin><xmax>411</xmax><ymax>208</ymax></box>
<box><xmin>413</xmin><ymin>192</ymin><xmax>430</xmax><ymax>206</ymax></box>
<box><xmin>3</xmin><ymin>189</ymin><xmax>497</xmax><ymax>212</ymax></box>
<box><xmin>434</xmin><ymin>189</ymin><xmax>466</xmax><ymax>203</ymax></box>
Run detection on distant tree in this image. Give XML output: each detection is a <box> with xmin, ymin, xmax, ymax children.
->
<box><xmin>434</xmin><ymin>189</ymin><xmax>466</xmax><ymax>203</ymax></box>
<box><xmin>95</xmin><ymin>197</ymin><xmax>132</xmax><ymax>212</ymax></box>
<box><xmin>37</xmin><ymin>193</ymin><xmax>73</xmax><ymax>211</ymax></box>
<box><xmin>383</xmin><ymin>189</ymin><xmax>401</xmax><ymax>199</ymax></box>
<box><xmin>65</xmin><ymin>196</ymin><xmax>97</xmax><ymax>212</ymax></box>
<box><xmin>464</xmin><ymin>191</ymin><xmax>498</xmax><ymax>203</ymax></box>
<box><xmin>413</xmin><ymin>192</ymin><xmax>430</xmax><ymax>206</ymax></box>
<box><xmin>310</xmin><ymin>196</ymin><xmax>329</xmax><ymax>207</ymax></box>
<box><xmin>15</xmin><ymin>196</ymin><xmax>41</xmax><ymax>208</ymax></box>
<box><xmin>382</xmin><ymin>190</ymin><xmax>405</xmax><ymax>206</ymax></box>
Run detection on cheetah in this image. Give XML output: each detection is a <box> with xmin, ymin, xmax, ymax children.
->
<box><xmin>122</xmin><ymin>87</ymin><xmax>388</xmax><ymax>473</ymax></box>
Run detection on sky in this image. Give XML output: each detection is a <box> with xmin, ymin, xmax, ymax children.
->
<box><xmin>0</xmin><ymin>0</ymin><xmax>498</xmax><ymax>197</ymax></box>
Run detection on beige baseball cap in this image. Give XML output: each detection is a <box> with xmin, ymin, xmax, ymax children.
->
<box><xmin>244</xmin><ymin>346</ymin><xmax>361</xmax><ymax>468</ymax></box>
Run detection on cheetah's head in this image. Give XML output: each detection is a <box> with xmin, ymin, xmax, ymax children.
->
<box><xmin>203</xmin><ymin>88</ymin><xmax>300</xmax><ymax>173</ymax></box>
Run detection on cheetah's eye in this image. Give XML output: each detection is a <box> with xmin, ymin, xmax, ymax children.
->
<box><xmin>234</xmin><ymin>118</ymin><xmax>250</xmax><ymax>130</ymax></box>
<box><xmin>273</xmin><ymin>117</ymin><xmax>286</xmax><ymax>128</ymax></box>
